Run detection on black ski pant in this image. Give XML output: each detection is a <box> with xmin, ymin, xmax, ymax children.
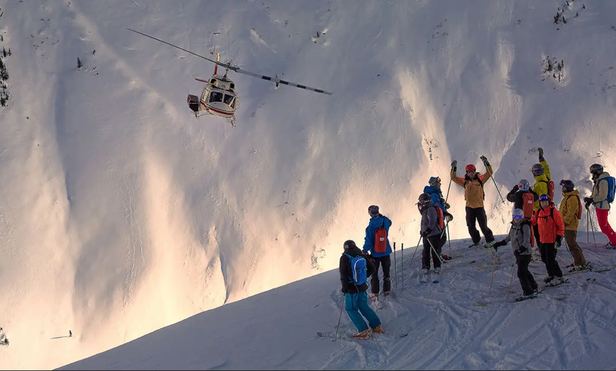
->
<box><xmin>370</xmin><ymin>255</ymin><xmax>391</xmax><ymax>295</ymax></box>
<box><xmin>539</xmin><ymin>242</ymin><xmax>563</xmax><ymax>278</ymax></box>
<box><xmin>516</xmin><ymin>254</ymin><xmax>538</xmax><ymax>295</ymax></box>
<box><xmin>465</xmin><ymin>207</ymin><xmax>495</xmax><ymax>244</ymax></box>
<box><xmin>422</xmin><ymin>235</ymin><xmax>443</xmax><ymax>270</ymax></box>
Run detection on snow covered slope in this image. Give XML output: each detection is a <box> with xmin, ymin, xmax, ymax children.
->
<box><xmin>61</xmin><ymin>236</ymin><xmax>616</xmax><ymax>370</ymax></box>
<box><xmin>0</xmin><ymin>0</ymin><xmax>615</xmax><ymax>369</ymax></box>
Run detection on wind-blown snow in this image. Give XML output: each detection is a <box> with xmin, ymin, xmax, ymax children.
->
<box><xmin>0</xmin><ymin>0</ymin><xmax>615</xmax><ymax>369</ymax></box>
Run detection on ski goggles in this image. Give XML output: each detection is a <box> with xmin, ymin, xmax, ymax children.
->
<box><xmin>513</xmin><ymin>214</ymin><xmax>524</xmax><ymax>220</ymax></box>
<box><xmin>539</xmin><ymin>194</ymin><xmax>550</xmax><ymax>201</ymax></box>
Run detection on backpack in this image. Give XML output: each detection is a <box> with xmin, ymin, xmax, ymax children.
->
<box><xmin>601</xmin><ymin>176</ymin><xmax>616</xmax><ymax>204</ymax></box>
<box><xmin>374</xmin><ymin>220</ymin><xmax>388</xmax><ymax>254</ymax></box>
<box><xmin>344</xmin><ymin>253</ymin><xmax>367</xmax><ymax>286</ymax></box>
<box><xmin>538</xmin><ymin>178</ymin><xmax>555</xmax><ymax>200</ymax></box>
<box><xmin>521</xmin><ymin>191</ymin><xmax>535</xmax><ymax>219</ymax></box>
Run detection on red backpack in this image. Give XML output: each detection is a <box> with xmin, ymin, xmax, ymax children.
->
<box><xmin>539</xmin><ymin>178</ymin><xmax>555</xmax><ymax>200</ymax></box>
<box><xmin>374</xmin><ymin>220</ymin><xmax>388</xmax><ymax>254</ymax></box>
<box><xmin>522</xmin><ymin>192</ymin><xmax>535</xmax><ymax>219</ymax></box>
<box><xmin>435</xmin><ymin>207</ymin><xmax>444</xmax><ymax>230</ymax></box>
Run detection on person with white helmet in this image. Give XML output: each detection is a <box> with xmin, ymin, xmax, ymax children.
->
<box><xmin>584</xmin><ymin>164</ymin><xmax>616</xmax><ymax>249</ymax></box>
<box><xmin>492</xmin><ymin>208</ymin><xmax>539</xmax><ymax>301</ymax></box>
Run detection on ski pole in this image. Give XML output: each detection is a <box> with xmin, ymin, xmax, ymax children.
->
<box><xmin>444</xmin><ymin>178</ymin><xmax>452</xmax><ymax>204</ymax></box>
<box><xmin>586</xmin><ymin>209</ymin><xmax>590</xmax><ymax>244</ymax></box>
<box><xmin>426</xmin><ymin>236</ymin><xmax>444</xmax><ymax>265</ymax></box>
<box><xmin>401</xmin><ymin>243</ymin><xmax>404</xmax><ymax>291</ymax></box>
<box><xmin>509</xmin><ymin>261</ymin><xmax>515</xmax><ymax>290</ymax></box>
<box><xmin>447</xmin><ymin>223</ymin><xmax>452</xmax><ymax>256</ymax></box>
<box><xmin>488</xmin><ymin>248</ymin><xmax>498</xmax><ymax>293</ymax></box>
<box><xmin>484</xmin><ymin>164</ymin><xmax>505</xmax><ymax>204</ymax></box>
<box><xmin>333</xmin><ymin>297</ymin><xmax>345</xmax><ymax>342</ymax></box>
<box><xmin>393</xmin><ymin>242</ymin><xmax>397</xmax><ymax>289</ymax></box>
<box><xmin>589</xmin><ymin>207</ymin><xmax>598</xmax><ymax>251</ymax></box>
<box><xmin>409</xmin><ymin>236</ymin><xmax>422</xmax><ymax>270</ymax></box>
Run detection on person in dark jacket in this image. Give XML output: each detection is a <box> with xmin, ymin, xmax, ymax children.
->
<box><xmin>506</xmin><ymin>179</ymin><xmax>539</xmax><ymax>214</ymax></box>
<box><xmin>340</xmin><ymin>240</ymin><xmax>383</xmax><ymax>338</ymax></box>
<box><xmin>418</xmin><ymin>193</ymin><xmax>445</xmax><ymax>276</ymax></box>
<box><xmin>363</xmin><ymin>205</ymin><xmax>393</xmax><ymax>297</ymax></box>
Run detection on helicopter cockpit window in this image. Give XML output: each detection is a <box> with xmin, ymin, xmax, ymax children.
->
<box><xmin>223</xmin><ymin>94</ymin><xmax>234</xmax><ymax>105</ymax></box>
<box><xmin>209</xmin><ymin>92</ymin><xmax>223</xmax><ymax>103</ymax></box>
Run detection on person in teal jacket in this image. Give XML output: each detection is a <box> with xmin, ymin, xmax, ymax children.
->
<box><xmin>363</xmin><ymin>205</ymin><xmax>392</xmax><ymax>298</ymax></box>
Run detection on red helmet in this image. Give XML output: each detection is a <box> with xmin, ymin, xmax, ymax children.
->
<box><xmin>465</xmin><ymin>164</ymin><xmax>476</xmax><ymax>172</ymax></box>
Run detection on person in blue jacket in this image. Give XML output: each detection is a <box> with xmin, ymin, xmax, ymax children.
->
<box><xmin>363</xmin><ymin>205</ymin><xmax>393</xmax><ymax>298</ymax></box>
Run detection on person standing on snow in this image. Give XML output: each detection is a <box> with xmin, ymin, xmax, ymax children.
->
<box><xmin>559</xmin><ymin>180</ymin><xmax>590</xmax><ymax>270</ymax></box>
<box><xmin>418</xmin><ymin>193</ymin><xmax>446</xmax><ymax>282</ymax></box>
<box><xmin>423</xmin><ymin>177</ymin><xmax>454</xmax><ymax>259</ymax></box>
<box><xmin>506</xmin><ymin>179</ymin><xmax>538</xmax><ymax>218</ymax></box>
<box><xmin>530</xmin><ymin>148</ymin><xmax>552</xmax><ymax>248</ymax></box>
<box><xmin>363</xmin><ymin>205</ymin><xmax>393</xmax><ymax>298</ymax></box>
<box><xmin>584</xmin><ymin>164</ymin><xmax>616</xmax><ymax>249</ymax></box>
<box><xmin>339</xmin><ymin>240</ymin><xmax>383</xmax><ymax>339</ymax></box>
<box><xmin>531</xmin><ymin>194</ymin><xmax>566</xmax><ymax>286</ymax></box>
<box><xmin>492</xmin><ymin>209</ymin><xmax>540</xmax><ymax>301</ymax></box>
<box><xmin>450</xmin><ymin>156</ymin><xmax>496</xmax><ymax>248</ymax></box>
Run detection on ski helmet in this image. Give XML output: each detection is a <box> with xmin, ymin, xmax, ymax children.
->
<box><xmin>512</xmin><ymin>208</ymin><xmax>525</xmax><ymax>220</ymax></box>
<box><xmin>560</xmin><ymin>179</ymin><xmax>575</xmax><ymax>193</ymax></box>
<box><xmin>344</xmin><ymin>240</ymin><xmax>358</xmax><ymax>250</ymax></box>
<box><xmin>465</xmin><ymin>164</ymin><xmax>476</xmax><ymax>172</ymax></box>
<box><xmin>368</xmin><ymin>205</ymin><xmax>380</xmax><ymax>218</ymax></box>
<box><xmin>590</xmin><ymin>163</ymin><xmax>604</xmax><ymax>176</ymax></box>
<box><xmin>428</xmin><ymin>176</ymin><xmax>441</xmax><ymax>187</ymax></box>
<box><xmin>418</xmin><ymin>193</ymin><xmax>431</xmax><ymax>206</ymax></box>
<box><xmin>518</xmin><ymin>179</ymin><xmax>530</xmax><ymax>191</ymax></box>
<box><xmin>531</xmin><ymin>163</ymin><xmax>544</xmax><ymax>176</ymax></box>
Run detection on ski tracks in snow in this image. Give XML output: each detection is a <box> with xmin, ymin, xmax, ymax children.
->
<box><xmin>318</xmin><ymin>239</ymin><xmax>616</xmax><ymax>369</ymax></box>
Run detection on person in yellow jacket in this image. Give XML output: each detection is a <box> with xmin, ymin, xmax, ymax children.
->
<box><xmin>558</xmin><ymin>180</ymin><xmax>589</xmax><ymax>271</ymax></box>
<box><xmin>530</xmin><ymin>148</ymin><xmax>552</xmax><ymax>248</ymax></box>
<box><xmin>450</xmin><ymin>156</ymin><xmax>495</xmax><ymax>248</ymax></box>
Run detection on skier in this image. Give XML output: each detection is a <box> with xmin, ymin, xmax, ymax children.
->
<box><xmin>450</xmin><ymin>156</ymin><xmax>496</xmax><ymax>248</ymax></box>
<box><xmin>584</xmin><ymin>164</ymin><xmax>616</xmax><ymax>249</ymax></box>
<box><xmin>530</xmin><ymin>148</ymin><xmax>553</xmax><ymax>249</ymax></box>
<box><xmin>506</xmin><ymin>179</ymin><xmax>538</xmax><ymax>219</ymax></box>
<box><xmin>418</xmin><ymin>193</ymin><xmax>445</xmax><ymax>282</ymax></box>
<box><xmin>531</xmin><ymin>194</ymin><xmax>566</xmax><ymax>286</ymax></box>
<box><xmin>363</xmin><ymin>205</ymin><xmax>393</xmax><ymax>298</ymax></box>
<box><xmin>340</xmin><ymin>240</ymin><xmax>383</xmax><ymax>339</ymax></box>
<box><xmin>492</xmin><ymin>209</ymin><xmax>540</xmax><ymax>301</ymax></box>
<box><xmin>559</xmin><ymin>180</ymin><xmax>590</xmax><ymax>271</ymax></box>
<box><xmin>423</xmin><ymin>176</ymin><xmax>454</xmax><ymax>259</ymax></box>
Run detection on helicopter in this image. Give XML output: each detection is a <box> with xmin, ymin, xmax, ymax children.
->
<box><xmin>127</xmin><ymin>28</ymin><xmax>333</xmax><ymax>126</ymax></box>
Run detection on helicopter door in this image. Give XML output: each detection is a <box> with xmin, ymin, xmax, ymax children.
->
<box><xmin>223</xmin><ymin>94</ymin><xmax>235</xmax><ymax>106</ymax></box>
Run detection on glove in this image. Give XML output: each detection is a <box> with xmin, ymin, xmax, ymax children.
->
<box><xmin>421</xmin><ymin>228</ymin><xmax>432</xmax><ymax>237</ymax></box>
<box><xmin>556</xmin><ymin>235</ymin><xmax>563</xmax><ymax>248</ymax></box>
<box><xmin>451</xmin><ymin>160</ymin><xmax>457</xmax><ymax>172</ymax></box>
<box><xmin>480</xmin><ymin>155</ymin><xmax>490</xmax><ymax>167</ymax></box>
<box><xmin>511</xmin><ymin>184</ymin><xmax>519</xmax><ymax>193</ymax></box>
<box><xmin>538</xmin><ymin>147</ymin><xmax>545</xmax><ymax>162</ymax></box>
<box><xmin>445</xmin><ymin>213</ymin><xmax>453</xmax><ymax>222</ymax></box>
<box><xmin>444</xmin><ymin>202</ymin><xmax>451</xmax><ymax>209</ymax></box>
<box><xmin>341</xmin><ymin>288</ymin><xmax>347</xmax><ymax>294</ymax></box>
<box><xmin>493</xmin><ymin>240</ymin><xmax>506</xmax><ymax>248</ymax></box>
<box><xmin>584</xmin><ymin>197</ymin><xmax>593</xmax><ymax>209</ymax></box>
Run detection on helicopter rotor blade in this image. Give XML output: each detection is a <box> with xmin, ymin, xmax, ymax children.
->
<box><xmin>232</xmin><ymin>68</ymin><xmax>333</xmax><ymax>95</ymax></box>
<box><xmin>127</xmin><ymin>28</ymin><xmax>222</xmax><ymax>66</ymax></box>
<box><xmin>127</xmin><ymin>28</ymin><xmax>332</xmax><ymax>95</ymax></box>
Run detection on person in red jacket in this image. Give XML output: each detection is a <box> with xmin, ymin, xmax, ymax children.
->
<box><xmin>531</xmin><ymin>194</ymin><xmax>566</xmax><ymax>286</ymax></box>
